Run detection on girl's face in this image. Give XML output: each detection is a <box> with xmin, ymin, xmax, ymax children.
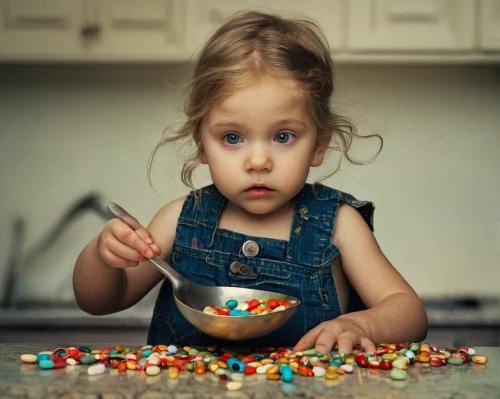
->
<box><xmin>200</xmin><ymin>74</ymin><xmax>327</xmax><ymax>216</ymax></box>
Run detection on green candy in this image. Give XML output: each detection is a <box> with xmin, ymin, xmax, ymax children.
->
<box><xmin>188</xmin><ymin>348</ymin><xmax>199</xmax><ymax>356</ymax></box>
<box><xmin>447</xmin><ymin>357</ymin><xmax>463</xmax><ymax>365</ymax></box>
<box><xmin>79</xmin><ymin>355</ymin><xmax>97</xmax><ymax>365</ymax></box>
<box><xmin>78</xmin><ymin>346</ymin><xmax>91</xmax><ymax>353</ymax></box>
<box><xmin>390</xmin><ymin>369</ymin><xmax>408</xmax><ymax>380</ymax></box>
<box><xmin>215</xmin><ymin>367</ymin><xmax>230</xmax><ymax>376</ymax></box>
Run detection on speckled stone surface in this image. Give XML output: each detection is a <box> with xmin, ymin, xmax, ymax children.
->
<box><xmin>0</xmin><ymin>344</ymin><xmax>499</xmax><ymax>399</ymax></box>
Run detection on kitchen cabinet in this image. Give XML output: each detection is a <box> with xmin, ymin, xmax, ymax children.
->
<box><xmin>0</xmin><ymin>0</ymin><xmax>186</xmax><ymax>61</ymax></box>
<box><xmin>346</xmin><ymin>0</ymin><xmax>476</xmax><ymax>52</ymax></box>
<box><xmin>479</xmin><ymin>0</ymin><xmax>500</xmax><ymax>51</ymax></box>
<box><xmin>0</xmin><ymin>1</ymin><xmax>499</xmax><ymax>64</ymax></box>
<box><xmin>184</xmin><ymin>0</ymin><xmax>345</xmax><ymax>54</ymax></box>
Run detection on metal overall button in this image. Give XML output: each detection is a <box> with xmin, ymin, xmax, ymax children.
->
<box><xmin>230</xmin><ymin>261</ymin><xmax>249</xmax><ymax>276</ymax></box>
<box><xmin>229</xmin><ymin>262</ymin><xmax>258</xmax><ymax>277</ymax></box>
<box><xmin>242</xmin><ymin>240</ymin><xmax>259</xmax><ymax>257</ymax></box>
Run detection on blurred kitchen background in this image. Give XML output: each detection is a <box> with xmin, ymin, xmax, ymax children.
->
<box><xmin>0</xmin><ymin>0</ymin><xmax>499</xmax><ymax>347</ymax></box>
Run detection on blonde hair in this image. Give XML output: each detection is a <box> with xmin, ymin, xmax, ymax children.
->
<box><xmin>148</xmin><ymin>10</ymin><xmax>382</xmax><ymax>190</ymax></box>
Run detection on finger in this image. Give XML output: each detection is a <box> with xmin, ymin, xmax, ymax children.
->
<box><xmin>135</xmin><ymin>227</ymin><xmax>162</xmax><ymax>255</ymax></box>
<box><xmin>116</xmin><ymin>226</ymin><xmax>155</xmax><ymax>259</ymax></box>
<box><xmin>314</xmin><ymin>329</ymin><xmax>337</xmax><ymax>356</ymax></box>
<box><xmin>106</xmin><ymin>237</ymin><xmax>149</xmax><ymax>263</ymax></box>
<box><xmin>336</xmin><ymin>332</ymin><xmax>355</xmax><ymax>355</ymax></box>
<box><xmin>360</xmin><ymin>337</ymin><xmax>376</xmax><ymax>354</ymax></box>
<box><xmin>100</xmin><ymin>246</ymin><xmax>143</xmax><ymax>268</ymax></box>
<box><xmin>293</xmin><ymin>325</ymin><xmax>323</xmax><ymax>352</ymax></box>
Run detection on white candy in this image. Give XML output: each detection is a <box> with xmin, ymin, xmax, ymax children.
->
<box><xmin>203</xmin><ymin>306</ymin><xmax>217</xmax><ymax>314</ymax></box>
<box><xmin>272</xmin><ymin>305</ymin><xmax>286</xmax><ymax>312</ymax></box>
<box><xmin>87</xmin><ymin>363</ymin><xmax>106</xmax><ymax>376</ymax></box>
<box><xmin>230</xmin><ymin>373</ymin><xmax>244</xmax><ymax>382</ymax></box>
<box><xmin>313</xmin><ymin>366</ymin><xmax>326</xmax><ymax>377</ymax></box>
<box><xmin>146</xmin><ymin>366</ymin><xmax>161</xmax><ymax>376</ymax></box>
<box><xmin>340</xmin><ymin>364</ymin><xmax>354</xmax><ymax>373</ymax></box>
<box><xmin>227</xmin><ymin>381</ymin><xmax>243</xmax><ymax>391</ymax></box>
<box><xmin>66</xmin><ymin>358</ymin><xmax>76</xmax><ymax>366</ymax></box>
<box><xmin>468</xmin><ymin>348</ymin><xmax>476</xmax><ymax>355</ymax></box>
<box><xmin>147</xmin><ymin>356</ymin><xmax>160</xmax><ymax>365</ymax></box>
<box><xmin>256</xmin><ymin>364</ymin><xmax>273</xmax><ymax>374</ymax></box>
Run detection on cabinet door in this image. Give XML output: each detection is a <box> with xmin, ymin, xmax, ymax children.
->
<box><xmin>346</xmin><ymin>0</ymin><xmax>476</xmax><ymax>52</ymax></box>
<box><xmin>89</xmin><ymin>0</ymin><xmax>186</xmax><ymax>61</ymax></box>
<box><xmin>0</xmin><ymin>0</ymin><xmax>86</xmax><ymax>59</ymax></box>
<box><xmin>185</xmin><ymin>0</ymin><xmax>344</xmax><ymax>56</ymax></box>
<box><xmin>479</xmin><ymin>0</ymin><xmax>500</xmax><ymax>51</ymax></box>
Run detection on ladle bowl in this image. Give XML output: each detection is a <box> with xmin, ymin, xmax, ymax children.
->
<box><xmin>108</xmin><ymin>202</ymin><xmax>300</xmax><ymax>340</ymax></box>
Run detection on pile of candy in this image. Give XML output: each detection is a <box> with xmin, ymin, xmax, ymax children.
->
<box><xmin>20</xmin><ymin>343</ymin><xmax>488</xmax><ymax>391</ymax></box>
<box><xmin>203</xmin><ymin>297</ymin><xmax>295</xmax><ymax>316</ymax></box>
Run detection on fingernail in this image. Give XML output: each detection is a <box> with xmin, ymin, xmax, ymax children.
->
<box><xmin>145</xmin><ymin>237</ymin><xmax>154</xmax><ymax>245</ymax></box>
<box><xmin>145</xmin><ymin>250</ymin><xmax>154</xmax><ymax>258</ymax></box>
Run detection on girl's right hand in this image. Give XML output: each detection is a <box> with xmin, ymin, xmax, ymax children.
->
<box><xmin>96</xmin><ymin>218</ymin><xmax>162</xmax><ymax>269</ymax></box>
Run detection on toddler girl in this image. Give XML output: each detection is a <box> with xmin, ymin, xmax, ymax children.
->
<box><xmin>74</xmin><ymin>11</ymin><xmax>428</xmax><ymax>356</ymax></box>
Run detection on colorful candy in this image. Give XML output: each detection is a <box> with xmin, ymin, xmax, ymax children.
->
<box><xmin>202</xmin><ymin>297</ymin><xmax>295</xmax><ymax>316</ymax></box>
<box><xmin>19</xmin><ymin>342</ymin><xmax>489</xmax><ymax>389</ymax></box>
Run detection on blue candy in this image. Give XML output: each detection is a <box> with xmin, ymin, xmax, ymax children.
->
<box><xmin>39</xmin><ymin>360</ymin><xmax>55</xmax><ymax>369</ymax></box>
<box><xmin>280</xmin><ymin>365</ymin><xmax>293</xmax><ymax>382</ymax></box>
<box><xmin>226</xmin><ymin>299</ymin><xmax>238</xmax><ymax>309</ymax></box>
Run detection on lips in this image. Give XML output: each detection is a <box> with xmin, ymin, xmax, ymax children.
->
<box><xmin>244</xmin><ymin>185</ymin><xmax>274</xmax><ymax>197</ymax></box>
<box><xmin>245</xmin><ymin>185</ymin><xmax>273</xmax><ymax>192</ymax></box>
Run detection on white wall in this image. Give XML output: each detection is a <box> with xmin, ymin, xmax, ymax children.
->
<box><xmin>0</xmin><ymin>64</ymin><xmax>499</xmax><ymax>306</ymax></box>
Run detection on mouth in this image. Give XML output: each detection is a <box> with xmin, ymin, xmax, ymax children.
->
<box><xmin>245</xmin><ymin>185</ymin><xmax>273</xmax><ymax>192</ymax></box>
<box><xmin>244</xmin><ymin>185</ymin><xmax>274</xmax><ymax>197</ymax></box>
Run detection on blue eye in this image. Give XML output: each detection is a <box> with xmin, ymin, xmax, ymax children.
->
<box><xmin>275</xmin><ymin>132</ymin><xmax>294</xmax><ymax>144</ymax></box>
<box><xmin>223</xmin><ymin>133</ymin><xmax>241</xmax><ymax>145</ymax></box>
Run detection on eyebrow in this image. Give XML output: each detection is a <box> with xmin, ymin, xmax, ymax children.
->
<box><xmin>211</xmin><ymin>119</ymin><xmax>308</xmax><ymax>129</ymax></box>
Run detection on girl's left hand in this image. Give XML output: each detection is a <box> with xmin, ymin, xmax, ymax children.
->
<box><xmin>293</xmin><ymin>316</ymin><xmax>377</xmax><ymax>355</ymax></box>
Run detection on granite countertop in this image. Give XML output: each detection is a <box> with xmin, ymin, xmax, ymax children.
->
<box><xmin>1</xmin><ymin>301</ymin><xmax>499</xmax><ymax>328</ymax></box>
<box><xmin>0</xmin><ymin>344</ymin><xmax>499</xmax><ymax>399</ymax></box>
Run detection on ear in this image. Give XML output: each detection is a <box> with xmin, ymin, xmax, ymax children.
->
<box><xmin>200</xmin><ymin>149</ymin><xmax>208</xmax><ymax>164</ymax></box>
<box><xmin>311</xmin><ymin>131</ymin><xmax>332</xmax><ymax>167</ymax></box>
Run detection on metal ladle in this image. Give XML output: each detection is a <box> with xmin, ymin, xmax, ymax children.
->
<box><xmin>107</xmin><ymin>202</ymin><xmax>300</xmax><ymax>340</ymax></box>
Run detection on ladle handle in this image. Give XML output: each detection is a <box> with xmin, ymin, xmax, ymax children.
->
<box><xmin>107</xmin><ymin>201</ymin><xmax>185</xmax><ymax>290</ymax></box>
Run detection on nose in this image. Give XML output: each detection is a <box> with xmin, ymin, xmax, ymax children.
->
<box><xmin>244</xmin><ymin>143</ymin><xmax>272</xmax><ymax>172</ymax></box>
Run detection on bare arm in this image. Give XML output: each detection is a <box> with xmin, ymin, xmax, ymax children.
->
<box><xmin>73</xmin><ymin>197</ymin><xmax>185</xmax><ymax>315</ymax></box>
<box><xmin>294</xmin><ymin>204</ymin><xmax>428</xmax><ymax>354</ymax></box>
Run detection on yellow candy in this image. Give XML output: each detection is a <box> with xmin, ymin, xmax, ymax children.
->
<box><xmin>266</xmin><ymin>365</ymin><xmax>279</xmax><ymax>374</ymax></box>
<box><xmin>218</xmin><ymin>360</ymin><xmax>228</xmax><ymax>368</ymax></box>
<box><xmin>325</xmin><ymin>369</ymin><xmax>338</xmax><ymax>380</ymax></box>
<box><xmin>266</xmin><ymin>372</ymin><xmax>281</xmax><ymax>380</ymax></box>
<box><xmin>20</xmin><ymin>354</ymin><xmax>37</xmax><ymax>364</ymax></box>
<box><xmin>208</xmin><ymin>360</ymin><xmax>219</xmax><ymax>373</ymax></box>
<box><xmin>392</xmin><ymin>359</ymin><xmax>409</xmax><ymax>370</ymax></box>
<box><xmin>345</xmin><ymin>354</ymin><xmax>356</xmax><ymax>364</ymax></box>
<box><xmin>471</xmin><ymin>355</ymin><xmax>488</xmax><ymax>364</ymax></box>
<box><xmin>167</xmin><ymin>367</ymin><xmax>179</xmax><ymax>378</ymax></box>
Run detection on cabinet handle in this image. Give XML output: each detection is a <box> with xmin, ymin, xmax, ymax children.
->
<box><xmin>81</xmin><ymin>25</ymin><xmax>100</xmax><ymax>38</ymax></box>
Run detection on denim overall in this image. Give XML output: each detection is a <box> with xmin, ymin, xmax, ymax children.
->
<box><xmin>147</xmin><ymin>183</ymin><xmax>374</xmax><ymax>347</ymax></box>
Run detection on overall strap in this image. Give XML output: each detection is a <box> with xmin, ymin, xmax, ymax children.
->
<box><xmin>286</xmin><ymin>184</ymin><xmax>375</xmax><ymax>267</ymax></box>
<box><xmin>174</xmin><ymin>184</ymin><xmax>226</xmax><ymax>251</ymax></box>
